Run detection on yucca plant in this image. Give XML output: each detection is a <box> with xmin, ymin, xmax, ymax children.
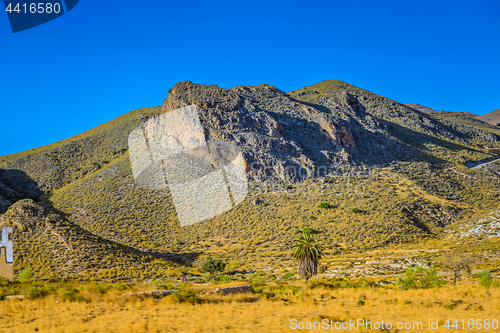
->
<box><xmin>293</xmin><ymin>227</ymin><xmax>324</xmax><ymax>282</ymax></box>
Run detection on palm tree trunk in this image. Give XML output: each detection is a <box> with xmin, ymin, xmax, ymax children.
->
<box><xmin>298</xmin><ymin>259</ymin><xmax>318</xmax><ymax>282</ymax></box>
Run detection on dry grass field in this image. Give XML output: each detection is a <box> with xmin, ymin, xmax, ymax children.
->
<box><xmin>1</xmin><ymin>280</ymin><xmax>499</xmax><ymax>333</ymax></box>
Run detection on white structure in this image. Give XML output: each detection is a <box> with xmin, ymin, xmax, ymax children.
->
<box><xmin>0</xmin><ymin>227</ymin><xmax>13</xmax><ymax>264</ymax></box>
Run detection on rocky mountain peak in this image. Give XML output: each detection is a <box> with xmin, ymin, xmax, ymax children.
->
<box><xmin>159</xmin><ymin>81</ymin><xmax>369</xmax><ymax>183</ymax></box>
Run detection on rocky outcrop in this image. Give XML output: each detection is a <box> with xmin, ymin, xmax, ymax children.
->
<box><xmin>313</xmin><ymin>114</ymin><xmax>356</xmax><ymax>149</ymax></box>
<box><xmin>123</xmin><ymin>290</ymin><xmax>180</xmax><ymax>297</ymax></box>
<box><xmin>159</xmin><ymin>81</ymin><xmax>368</xmax><ymax>183</ymax></box>
<box><xmin>342</xmin><ymin>91</ymin><xmax>366</xmax><ymax>117</ymax></box>
<box><xmin>210</xmin><ymin>285</ymin><xmax>253</xmax><ymax>295</ymax></box>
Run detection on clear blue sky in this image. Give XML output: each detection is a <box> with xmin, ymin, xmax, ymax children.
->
<box><xmin>1</xmin><ymin>0</ymin><xmax>499</xmax><ymax>156</ymax></box>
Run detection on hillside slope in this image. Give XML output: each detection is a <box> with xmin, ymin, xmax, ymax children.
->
<box><xmin>402</xmin><ymin>103</ymin><xmax>438</xmax><ymax>114</ymax></box>
<box><xmin>478</xmin><ymin>108</ymin><xmax>500</xmax><ymax>126</ymax></box>
<box><xmin>1</xmin><ymin>80</ymin><xmax>500</xmax><ymax>279</ymax></box>
<box><xmin>0</xmin><ymin>199</ymin><xmax>179</xmax><ymax>280</ymax></box>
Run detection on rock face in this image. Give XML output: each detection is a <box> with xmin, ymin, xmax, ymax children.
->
<box><xmin>210</xmin><ymin>285</ymin><xmax>253</xmax><ymax>295</ymax></box>
<box><xmin>1</xmin><ymin>80</ymin><xmax>499</xmax><ymax>279</ymax></box>
<box><xmin>161</xmin><ymin>82</ymin><xmax>378</xmax><ymax>183</ymax></box>
<box><xmin>161</xmin><ymin>81</ymin><xmax>500</xmax><ymax>184</ymax></box>
<box><xmin>0</xmin><ymin>180</ymin><xmax>22</xmax><ymax>214</ymax></box>
<box><xmin>402</xmin><ymin>103</ymin><xmax>438</xmax><ymax>114</ymax></box>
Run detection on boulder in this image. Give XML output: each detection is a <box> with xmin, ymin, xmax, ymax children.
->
<box><xmin>122</xmin><ymin>290</ymin><xmax>180</xmax><ymax>297</ymax></box>
<box><xmin>210</xmin><ymin>285</ymin><xmax>253</xmax><ymax>295</ymax></box>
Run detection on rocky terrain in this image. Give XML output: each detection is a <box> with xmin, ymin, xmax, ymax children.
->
<box><xmin>402</xmin><ymin>103</ymin><xmax>438</xmax><ymax>114</ymax></box>
<box><xmin>1</xmin><ymin>80</ymin><xmax>500</xmax><ymax>279</ymax></box>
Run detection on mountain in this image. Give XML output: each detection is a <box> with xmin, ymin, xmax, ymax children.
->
<box><xmin>403</xmin><ymin>103</ymin><xmax>480</xmax><ymax>118</ymax></box>
<box><xmin>1</xmin><ymin>80</ymin><xmax>500</xmax><ymax>279</ymax></box>
<box><xmin>402</xmin><ymin>103</ymin><xmax>438</xmax><ymax>114</ymax></box>
<box><xmin>478</xmin><ymin>108</ymin><xmax>500</xmax><ymax>126</ymax></box>
<box><xmin>463</xmin><ymin>112</ymin><xmax>480</xmax><ymax>118</ymax></box>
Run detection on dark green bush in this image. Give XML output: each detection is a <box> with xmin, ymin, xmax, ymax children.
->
<box><xmin>90</xmin><ymin>282</ymin><xmax>110</xmax><ymax>294</ymax></box>
<box><xmin>476</xmin><ymin>270</ymin><xmax>498</xmax><ymax>288</ymax></box>
<box><xmin>201</xmin><ymin>257</ymin><xmax>226</xmax><ymax>275</ymax></box>
<box><xmin>62</xmin><ymin>288</ymin><xmax>84</xmax><ymax>302</ymax></box>
<box><xmin>113</xmin><ymin>282</ymin><xmax>132</xmax><ymax>291</ymax></box>
<box><xmin>214</xmin><ymin>275</ymin><xmax>231</xmax><ymax>283</ymax></box>
<box><xmin>170</xmin><ymin>290</ymin><xmax>200</xmax><ymax>304</ymax></box>
<box><xmin>318</xmin><ymin>202</ymin><xmax>330</xmax><ymax>208</ymax></box>
<box><xmin>17</xmin><ymin>267</ymin><xmax>33</xmax><ymax>283</ymax></box>
<box><xmin>25</xmin><ymin>286</ymin><xmax>49</xmax><ymax>299</ymax></box>
<box><xmin>395</xmin><ymin>266</ymin><xmax>443</xmax><ymax>290</ymax></box>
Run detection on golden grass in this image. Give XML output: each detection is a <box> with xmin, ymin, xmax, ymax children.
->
<box><xmin>1</xmin><ymin>283</ymin><xmax>498</xmax><ymax>333</ymax></box>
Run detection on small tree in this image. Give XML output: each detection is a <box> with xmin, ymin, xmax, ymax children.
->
<box><xmin>476</xmin><ymin>269</ymin><xmax>499</xmax><ymax>288</ymax></box>
<box><xmin>293</xmin><ymin>227</ymin><xmax>324</xmax><ymax>282</ymax></box>
<box><xmin>438</xmin><ymin>254</ymin><xmax>476</xmax><ymax>285</ymax></box>
<box><xmin>395</xmin><ymin>265</ymin><xmax>443</xmax><ymax>290</ymax></box>
<box><xmin>17</xmin><ymin>267</ymin><xmax>33</xmax><ymax>283</ymax></box>
<box><xmin>201</xmin><ymin>257</ymin><xmax>226</xmax><ymax>275</ymax></box>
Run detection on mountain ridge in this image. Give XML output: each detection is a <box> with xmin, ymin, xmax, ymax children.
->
<box><xmin>1</xmin><ymin>80</ymin><xmax>500</xmax><ymax>279</ymax></box>
<box><xmin>478</xmin><ymin>108</ymin><xmax>500</xmax><ymax>126</ymax></box>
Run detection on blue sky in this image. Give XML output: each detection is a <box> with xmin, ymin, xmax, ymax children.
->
<box><xmin>1</xmin><ymin>0</ymin><xmax>499</xmax><ymax>156</ymax></box>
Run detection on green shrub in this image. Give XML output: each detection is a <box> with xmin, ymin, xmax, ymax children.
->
<box><xmin>201</xmin><ymin>257</ymin><xmax>226</xmax><ymax>275</ymax></box>
<box><xmin>395</xmin><ymin>266</ymin><xmax>443</xmax><ymax>290</ymax></box>
<box><xmin>282</xmin><ymin>271</ymin><xmax>295</xmax><ymax>281</ymax></box>
<box><xmin>477</xmin><ymin>270</ymin><xmax>493</xmax><ymax>288</ymax></box>
<box><xmin>215</xmin><ymin>275</ymin><xmax>231</xmax><ymax>283</ymax></box>
<box><xmin>249</xmin><ymin>273</ymin><xmax>266</xmax><ymax>286</ymax></box>
<box><xmin>0</xmin><ymin>277</ymin><xmax>10</xmax><ymax>287</ymax></box>
<box><xmin>170</xmin><ymin>290</ymin><xmax>200</xmax><ymax>304</ymax></box>
<box><xmin>356</xmin><ymin>299</ymin><xmax>365</xmax><ymax>306</ymax></box>
<box><xmin>25</xmin><ymin>286</ymin><xmax>49</xmax><ymax>299</ymax></box>
<box><xmin>262</xmin><ymin>291</ymin><xmax>275</xmax><ymax>299</ymax></box>
<box><xmin>113</xmin><ymin>282</ymin><xmax>132</xmax><ymax>291</ymax></box>
<box><xmin>444</xmin><ymin>303</ymin><xmax>456</xmax><ymax>310</ymax></box>
<box><xmin>90</xmin><ymin>282</ymin><xmax>110</xmax><ymax>294</ymax></box>
<box><xmin>17</xmin><ymin>267</ymin><xmax>33</xmax><ymax>283</ymax></box>
<box><xmin>62</xmin><ymin>288</ymin><xmax>84</xmax><ymax>302</ymax></box>
<box><xmin>202</xmin><ymin>273</ymin><xmax>212</xmax><ymax>282</ymax></box>
<box><xmin>318</xmin><ymin>202</ymin><xmax>330</xmax><ymax>208</ymax></box>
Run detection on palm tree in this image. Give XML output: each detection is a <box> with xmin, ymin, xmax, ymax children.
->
<box><xmin>293</xmin><ymin>227</ymin><xmax>324</xmax><ymax>282</ymax></box>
